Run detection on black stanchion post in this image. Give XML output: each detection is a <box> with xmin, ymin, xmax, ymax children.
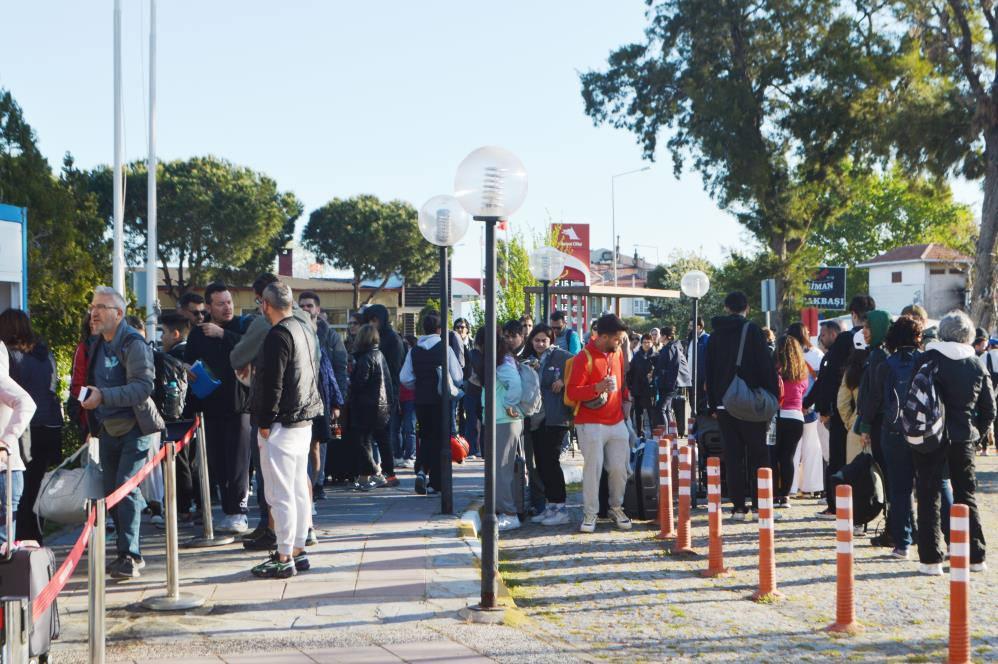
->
<box><xmin>440</xmin><ymin>245</ymin><xmax>454</xmax><ymax>515</ymax></box>
<box><xmin>542</xmin><ymin>279</ymin><xmax>550</xmax><ymax>324</ymax></box>
<box><xmin>184</xmin><ymin>414</ymin><xmax>234</xmax><ymax>548</ymax></box>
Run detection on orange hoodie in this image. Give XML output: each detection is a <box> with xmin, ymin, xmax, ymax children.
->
<box><xmin>566</xmin><ymin>340</ymin><xmax>627</xmax><ymax>426</ymax></box>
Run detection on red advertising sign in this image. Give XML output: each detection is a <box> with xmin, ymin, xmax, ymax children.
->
<box><xmin>551</xmin><ymin>223</ymin><xmax>590</xmax><ymax>332</ymax></box>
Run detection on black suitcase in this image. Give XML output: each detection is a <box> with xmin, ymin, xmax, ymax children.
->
<box><xmin>513</xmin><ymin>446</ymin><xmax>528</xmax><ymax>522</ymax></box>
<box><xmin>1</xmin><ymin>464</ymin><xmax>60</xmax><ymax>658</ymax></box>
<box><xmin>623</xmin><ymin>438</ymin><xmax>659</xmax><ymax>520</ymax></box>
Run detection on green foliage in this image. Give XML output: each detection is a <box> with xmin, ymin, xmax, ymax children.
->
<box><xmin>302</xmin><ymin>194</ymin><xmax>436</xmax><ymax>310</ymax></box>
<box><xmin>0</xmin><ymin>89</ymin><xmax>109</xmax><ymax>352</ymax></box>
<box><xmin>580</xmin><ymin>0</ymin><xmax>898</xmax><ymax>327</ymax></box>
<box><xmin>645</xmin><ymin>250</ymin><xmax>724</xmax><ymax>329</ymax></box>
<box><xmin>85</xmin><ymin>156</ymin><xmax>302</xmax><ymax>299</ymax></box>
<box><xmin>497</xmin><ymin>231</ymin><xmax>538</xmax><ymax>325</ymax></box>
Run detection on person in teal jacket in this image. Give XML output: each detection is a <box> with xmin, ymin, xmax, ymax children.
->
<box><xmin>484</xmin><ymin>329</ymin><xmax>523</xmax><ymax>531</ymax></box>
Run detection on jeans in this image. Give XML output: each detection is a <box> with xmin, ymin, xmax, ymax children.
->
<box><xmin>523</xmin><ymin>427</ymin><xmax>546</xmax><ymax>514</ymax></box>
<box><xmin>771</xmin><ymin>417</ymin><xmax>803</xmax><ymax>498</ymax></box>
<box><xmin>100</xmin><ymin>426</ymin><xmax>156</xmax><ymax>559</ymax></box>
<box><xmin>400</xmin><ymin>401</ymin><xmax>417</xmax><ymax>459</ymax></box>
<box><xmin>881</xmin><ymin>429</ymin><xmax>915</xmax><ymax>549</ymax></box>
<box><xmin>0</xmin><ymin>469</ymin><xmax>24</xmax><ymax>545</ymax></box>
<box><xmin>462</xmin><ymin>391</ymin><xmax>482</xmax><ymax>456</ymax></box>
<box><xmin>388</xmin><ymin>400</ymin><xmax>401</xmax><ymax>461</ymax></box>
<box><xmin>577</xmin><ymin>421</ymin><xmax>629</xmax><ymax>518</ymax></box>
<box><xmin>912</xmin><ymin>440</ymin><xmax>985</xmax><ymax>565</ymax></box>
<box><xmin>717</xmin><ymin>411</ymin><xmax>769</xmax><ymax>511</ymax></box>
<box><xmin>631</xmin><ymin>403</ymin><xmax>656</xmax><ymax>439</ymax></box>
<box><xmin>250</xmin><ymin>426</ymin><xmax>270</xmax><ymax>528</ymax></box>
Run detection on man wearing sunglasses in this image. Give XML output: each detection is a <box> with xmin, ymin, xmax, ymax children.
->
<box><xmin>177</xmin><ymin>292</ymin><xmax>207</xmax><ymax>326</ymax></box>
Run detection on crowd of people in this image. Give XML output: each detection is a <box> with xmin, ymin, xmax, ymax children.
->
<box><xmin>0</xmin><ymin>277</ymin><xmax>990</xmax><ymax>583</ymax></box>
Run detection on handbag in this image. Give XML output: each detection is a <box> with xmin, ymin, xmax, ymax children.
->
<box><xmin>580</xmin><ymin>349</ymin><xmax>612</xmax><ymax>410</ymax></box>
<box><xmin>33</xmin><ymin>440</ymin><xmax>103</xmax><ymax>525</ymax></box>
<box><xmin>721</xmin><ymin>322</ymin><xmax>779</xmax><ymax>422</ymax></box>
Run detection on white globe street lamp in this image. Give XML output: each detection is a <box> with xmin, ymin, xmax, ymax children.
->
<box><xmin>418</xmin><ymin>195</ymin><xmax>470</xmax><ymax>516</ymax></box>
<box><xmin>529</xmin><ymin>246</ymin><xmax>567</xmax><ymax>322</ymax></box>
<box><xmin>456</xmin><ymin>146</ymin><xmax>527</xmax><ymax>624</ymax></box>
<box><xmin>680</xmin><ymin>270</ymin><xmax>710</xmax><ymax>427</ymax></box>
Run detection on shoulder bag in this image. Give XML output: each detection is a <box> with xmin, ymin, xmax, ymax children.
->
<box><xmin>721</xmin><ymin>323</ymin><xmax>779</xmax><ymax>422</ymax></box>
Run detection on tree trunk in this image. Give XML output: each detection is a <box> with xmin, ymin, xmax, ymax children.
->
<box><xmin>352</xmin><ymin>273</ymin><xmax>361</xmax><ymax>312</ymax></box>
<box><xmin>970</xmin><ymin>130</ymin><xmax>998</xmax><ymax>331</ymax></box>
<box><xmin>362</xmin><ymin>274</ymin><xmax>392</xmax><ymax>306</ymax></box>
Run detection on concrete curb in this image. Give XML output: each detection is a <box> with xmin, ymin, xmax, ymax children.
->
<box><xmin>455</xmin><ymin>499</ymin><xmax>515</xmax><ymax>607</ymax></box>
<box><xmin>458</xmin><ymin>500</ymin><xmax>482</xmax><ymax>539</ymax></box>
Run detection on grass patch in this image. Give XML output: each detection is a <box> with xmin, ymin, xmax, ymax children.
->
<box><xmin>565</xmin><ymin>481</ymin><xmax>582</xmax><ymax>494</ymax></box>
<box><xmin>668</xmin><ymin>606</ymin><xmax>686</xmax><ymax>619</ymax></box>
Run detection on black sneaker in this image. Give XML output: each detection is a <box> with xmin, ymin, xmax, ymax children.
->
<box><xmin>293</xmin><ymin>552</ymin><xmax>310</xmax><ymax>572</ymax></box>
<box><xmin>414</xmin><ymin>471</ymin><xmax>427</xmax><ymax>495</ymax></box>
<box><xmin>313</xmin><ymin>484</ymin><xmax>326</xmax><ymax>500</ymax></box>
<box><xmin>111</xmin><ymin>555</ymin><xmax>143</xmax><ymax>579</ymax></box>
<box><xmin>242</xmin><ymin>528</ymin><xmax>277</xmax><ymax>551</ymax></box>
<box><xmin>251</xmin><ymin>552</ymin><xmax>296</xmax><ymax>579</ymax></box>
<box><xmin>816</xmin><ymin>508</ymin><xmax>837</xmax><ymax>520</ymax></box>
<box><xmin>241</xmin><ymin>524</ymin><xmax>269</xmax><ymax>542</ymax></box>
<box><xmin>870</xmin><ymin>531</ymin><xmax>894</xmax><ymax>548</ymax></box>
<box><xmin>105</xmin><ymin>555</ymin><xmax>125</xmax><ymax>575</ymax></box>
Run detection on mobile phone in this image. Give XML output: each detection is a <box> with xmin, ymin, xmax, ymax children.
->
<box><xmin>78</xmin><ymin>386</ymin><xmax>90</xmax><ymax>402</ymax></box>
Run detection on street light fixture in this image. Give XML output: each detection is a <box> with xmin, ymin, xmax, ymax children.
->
<box><xmin>418</xmin><ymin>195</ymin><xmax>470</xmax><ymax>516</ymax></box>
<box><xmin>529</xmin><ymin>246</ymin><xmax>567</xmax><ymax>322</ymax></box>
<box><xmin>455</xmin><ymin>146</ymin><xmax>527</xmax><ymax>623</ymax></box>
<box><xmin>610</xmin><ymin>166</ymin><xmax>650</xmax><ymax>287</ymax></box>
<box><xmin>680</xmin><ymin>270</ymin><xmax>710</xmax><ymax>424</ymax></box>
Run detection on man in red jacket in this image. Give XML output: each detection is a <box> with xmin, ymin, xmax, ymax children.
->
<box><xmin>566</xmin><ymin>313</ymin><xmax>631</xmax><ymax>533</ymax></box>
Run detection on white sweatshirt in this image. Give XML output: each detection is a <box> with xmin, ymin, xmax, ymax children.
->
<box><xmin>0</xmin><ymin>342</ymin><xmax>34</xmax><ymax>472</ymax></box>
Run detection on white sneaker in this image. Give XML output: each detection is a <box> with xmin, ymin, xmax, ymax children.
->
<box><xmin>497</xmin><ymin>514</ymin><xmax>521</xmax><ymax>531</ymax></box>
<box><xmin>970</xmin><ymin>562</ymin><xmax>987</xmax><ymax>573</ymax></box>
<box><xmin>218</xmin><ymin>513</ymin><xmax>249</xmax><ymax>534</ymax></box>
<box><xmin>741</xmin><ymin>510</ymin><xmax>755</xmax><ymax>523</ymax></box>
<box><xmin>853</xmin><ymin>524</ymin><xmax>866</xmax><ymax>537</ymax></box>
<box><xmin>608</xmin><ymin>507</ymin><xmax>632</xmax><ymax>531</ymax></box>
<box><xmin>919</xmin><ymin>562</ymin><xmax>944</xmax><ymax>576</ymax></box>
<box><xmin>532</xmin><ymin>505</ymin><xmax>554</xmax><ymax>523</ymax></box>
<box><xmin>579</xmin><ymin>513</ymin><xmax>597</xmax><ymax>533</ymax></box>
<box><xmin>542</xmin><ymin>504</ymin><xmax>570</xmax><ymax>526</ymax></box>
<box><xmin>311</xmin><ymin>503</ymin><xmax>317</xmax><ymax>516</ymax></box>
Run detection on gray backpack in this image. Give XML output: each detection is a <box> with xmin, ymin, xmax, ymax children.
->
<box><xmin>516</xmin><ymin>362</ymin><xmax>543</xmax><ymax>417</ymax></box>
<box><xmin>721</xmin><ymin>322</ymin><xmax>779</xmax><ymax>422</ymax></box>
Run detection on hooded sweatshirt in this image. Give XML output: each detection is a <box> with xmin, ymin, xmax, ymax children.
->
<box><xmin>363</xmin><ymin>305</ymin><xmax>406</xmax><ymax>398</ymax></box>
<box><xmin>0</xmin><ymin>342</ymin><xmax>34</xmax><ymax>472</ymax></box>
<box><xmin>915</xmin><ymin>340</ymin><xmax>996</xmax><ymax>443</ymax></box>
<box><xmin>704</xmin><ymin>314</ymin><xmax>779</xmax><ymax>413</ymax></box>
<box><xmin>399</xmin><ymin>334</ymin><xmax>463</xmax><ymax>406</ymax></box>
<box><xmin>856</xmin><ymin>310</ymin><xmax>892</xmax><ymax>434</ymax></box>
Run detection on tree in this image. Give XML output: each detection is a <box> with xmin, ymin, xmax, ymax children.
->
<box><xmin>497</xmin><ymin>231</ymin><xmax>538</xmax><ymax>324</ymax></box>
<box><xmin>86</xmin><ymin>156</ymin><xmax>301</xmax><ymax>299</ymax></box>
<box><xmin>887</xmin><ymin>2</ymin><xmax>998</xmax><ymax>327</ymax></box>
<box><xmin>580</xmin><ymin>0</ymin><xmax>896</xmax><ymax>329</ymax></box>
<box><xmin>0</xmin><ymin>89</ymin><xmax>109</xmax><ymax>354</ymax></box>
<box><xmin>302</xmin><ymin>195</ymin><xmax>437</xmax><ymax>310</ymax></box>
<box><xmin>646</xmin><ymin>250</ymin><xmax>723</xmax><ymax>328</ymax></box>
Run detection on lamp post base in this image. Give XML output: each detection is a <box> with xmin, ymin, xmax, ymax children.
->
<box><xmin>183</xmin><ymin>534</ymin><xmax>234</xmax><ymax>548</ymax></box>
<box><xmin>460</xmin><ymin>604</ymin><xmax>507</xmax><ymax>624</ymax></box>
<box><xmin>141</xmin><ymin>592</ymin><xmax>205</xmax><ymax>611</ymax></box>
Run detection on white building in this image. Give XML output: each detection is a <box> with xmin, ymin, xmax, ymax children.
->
<box><xmin>0</xmin><ymin>204</ymin><xmax>28</xmax><ymax>311</ymax></box>
<box><xmin>857</xmin><ymin>243</ymin><xmax>971</xmax><ymax>319</ymax></box>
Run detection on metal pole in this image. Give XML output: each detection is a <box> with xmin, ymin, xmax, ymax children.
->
<box><xmin>88</xmin><ymin>498</ymin><xmax>106</xmax><ymax>664</ymax></box>
<box><xmin>440</xmin><ymin>246</ymin><xmax>453</xmax><ymax>515</ymax></box>
<box><xmin>610</xmin><ymin>177</ymin><xmax>617</xmax><ymax>287</ymax></box>
<box><xmin>112</xmin><ymin>0</ymin><xmax>125</xmax><ymax>294</ymax></box>
<box><xmin>184</xmin><ymin>414</ymin><xmax>234</xmax><ymax>547</ymax></box>
<box><xmin>691</xmin><ymin>297</ymin><xmax>699</xmax><ymax>419</ymax></box>
<box><xmin>765</xmin><ymin>310</ymin><xmax>771</xmax><ymax>330</ymax></box>
<box><xmin>143</xmin><ymin>442</ymin><xmax>205</xmax><ymax>610</ymax></box>
<box><xmin>145</xmin><ymin>0</ymin><xmax>159</xmax><ymax>341</ymax></box>
<box><xmin>1</xmin><ymin>597</ymin><xmax>29</xmax><ymax>664</ymax></box>
<box><xmin>542</xmin><ymin>279</ymin><xmax>550</xmax><ymax>323</ymax></box>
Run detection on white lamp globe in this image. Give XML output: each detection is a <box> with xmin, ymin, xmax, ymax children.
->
<box><xmin>418</xmin><ymin>195</ymin><xmax>470</xmax><ymax>247</ymax></box>
<box><xmin>454</xmin><ymin>146</ymin><xmax>528</xmax><ymax>218</ymax></box>
<box><xmin>529</xmin><ymin>246</ymin><xmax>567</xmax><ymax>283</ymax></box>
<box><xmin>680</xmin><ymin>270</ymin><xmax>710</xmax><ymax>299</ymax></box>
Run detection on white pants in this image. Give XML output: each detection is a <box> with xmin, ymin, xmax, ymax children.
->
<box><xmin>577</xmin><ymin>421</ymin><xmax>630</xmax><ymax>518</ymax></box>
<box><xmin>259</xmin><ymin>423</ymin><xmax>312</xmax><ymax>556</ymax></box>
<box><xmin>791</xmin><ymin>420</ymin><xmax>825</xmax><ymax>494</ymax></box>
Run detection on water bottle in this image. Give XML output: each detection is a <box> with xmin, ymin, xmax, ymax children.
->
<box><xmin>165</xmin><ymin>380</ymin><xmax>180</xmax><ymax>418</ymax></box>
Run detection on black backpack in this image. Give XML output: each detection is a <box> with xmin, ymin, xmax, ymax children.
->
<box><xmin>153</xmin><ymin>350</ymin><xmax>189</xmax><ymax>422</ymax></box>
<box><xmin>883</xmin><ymin>349</ymin><xmax>920</xmax><ymax>433</ymax></box>
<box><xmin>831</xmin><ymin>452</ymin><xmax>885</xmax><ymax>526</ymax></box>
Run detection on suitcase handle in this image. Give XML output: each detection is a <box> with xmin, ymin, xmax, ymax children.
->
<box><xmin>5</xmin><ymin>455</ymin><xmax>11</xmax><ymax>560</ymax></box>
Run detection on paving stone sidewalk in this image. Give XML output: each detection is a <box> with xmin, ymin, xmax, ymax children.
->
<box><xmin>46</xmin><ymin>460</ymin><xmax>574</xmax><ymax>663</ymax></box>
<box><xmin>499</xmin><ymin>453</ymin><xmax>998</xmax><ymax>663</ymax></box>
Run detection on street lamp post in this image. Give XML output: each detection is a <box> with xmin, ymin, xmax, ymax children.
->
<box><xmin>455</xmin><ymin>146</ymin><xmax>527</xmax><ymax>622</ymax></box>
<box><xmin>529</xmin><ymin>246</ymin><xmax>567</xmax><ymax>323</ymax></box>
<box><xmin>610</xmin><ymin>166</ymin><xmax>650</xmax><ymax>287</ymax></box>
<box><xmin>418</xmin><ymin>195</ymin><xmax>470</xmax><ymax>516</ymax></box>
<box><xmin>680</xmin><ymin>270</ymin><xmax>710</xmax><ymax>420</ymax></box>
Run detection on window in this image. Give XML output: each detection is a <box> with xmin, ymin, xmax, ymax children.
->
<box><xmin>929</xmin><ymin>268</ymin><xmax>945</xmax><ymax>275</ymax></box>
<box><xmin>632</xmin><ymin>298</ymin><xmax>650</xmax><ymax>315</ymax></box>
<box><xmin>949</xmin><ymin>268</ymin><xmax>963</xmax><ymax>274</ymax></box>
<box><xmin>891</xmin><ymin>271</ymin><xmax>902</xmax><ymax>283</ymax></box>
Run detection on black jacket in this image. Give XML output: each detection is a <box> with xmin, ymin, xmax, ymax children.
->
<box><xmin>627</xmin><ymin>349</ymin><xmax>656</xmax><ymax>400</ymax></box>
<box><xmin>807</xmin><ymin>325</ymin><xmax>859</xmax><ymax>417</ymax></box>
<box><xmin>654</xmin><ymin>340</ymin><xmax>684</xmax><ymax>400</ymax></box>
<box><xmin>251</xmin><ymin>316</ymin><xmax>323</xmax><ymax>429</ymax></box>
<box><xmin>362</xmin><ymin>304</ymin><xmax>405</xmax><ymax>400</ymax></box>
<box><xmin>347</xmin><ymin>345</ymin><xmax>391</xmax><ymax>430</ymax></box>
<box><xmin>916</xmin><ymin>343</ymin><xmax>996</xmax><ymax>444</ymax></box>
<box><xmin>184</xmin><ymin>316</ymin><xmax>247</xmax><ymax>415</ymax></box>
<box><xmin>704</xmin><ymin>314</ymin><xmax>779</xmax><ymax>413</ymax></box>
<box><xmin>856</xmin><ymin>346</ymin><xmax>889</xmax><ymax>435</ymax></box>
<box><xmin>316</xmin><ymin>317</ymin><xmax>349</xmax><ymax>395</ymax></box>
<box><xmin>466</xmin><ymin>347</ymin><xmax>484</xmax><ymax>399</ymax></box>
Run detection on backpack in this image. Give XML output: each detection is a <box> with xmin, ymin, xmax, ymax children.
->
<box><xmin>562</xmin><ymin>348</ymin><xmax>595</xmax><ymax>413</ymax></box>
<box><xmin>831</xmin><ymin>452</ymin><xmax>885</xmax><ymax>526</ymax></box>
<box><xmin>901</xmin><ymin>358</ymin><xmax>946</xmax><ymax>454</ymax></box>
<box><xmin>883</xmin><ymin>349</ymin><xmax>920</xmax><ymax>433</ymax></box>
<box><xmin>985</xmin><ymin>351</ymin><xmax>998</xmax><ymax>395</ymax></box>
<box><xmin>516</xmin><ymin>361</ymin><xmax>543</xmax><ymax>417</ymax></box>
<box><xmin>675</xmin><ymin>344</ymin><xmax>692</xmax><ymax>388</ymax></box>
<box><xmin>152</xmin><ymin>349</ymin><xmax>188</xmax><ymax>422</ymax></box>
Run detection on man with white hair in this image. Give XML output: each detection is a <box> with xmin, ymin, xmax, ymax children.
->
<box><xmin>911</xmin><ymin>309</ymin><xmax>993</xmax><ymax>575</ymax></box>
<box><xmin>80</xmin><ymin>286</ymin><xmax>164</xmax><ymax>579</ymax></box>
<box><xmin>249</xmin><ymin>281</ymin><xmax>323</xmax><ymax>578</ymax></box>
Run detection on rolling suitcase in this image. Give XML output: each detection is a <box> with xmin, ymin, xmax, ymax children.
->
<box><xmin>1</xmin><ymin>462</ymin><xmax>60</xmax><ymax>659</ymax></box>
<box><xmin>622</xmin><ymin>438</ymin><xmax>659</xmax><ymax>520</ymax></box>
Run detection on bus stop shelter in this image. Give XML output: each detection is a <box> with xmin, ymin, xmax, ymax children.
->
<box><xmin>524</xmin><ymin>284</ymin><xmax>680</xmax><ymax>331</ymax></box>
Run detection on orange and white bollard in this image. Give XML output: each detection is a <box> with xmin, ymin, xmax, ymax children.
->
<box><xmin>826</xmin><ymin>484</ymin><xmax>862</xmax><ymax>634</ymax></box>
<box><xmin>701</xmin><ymin>457</ymin><xmax>730</xmax><ymax>576</ymax></box>
<box><xmin>653</xmin><ymin>425</ymin><xmax>666</xmax><ymax>439</ymax></box>
<box><xmin>948</xmin><ymin>504</ymin><xmax>971</xmax><ymax>664</ymax></box>
<box><xmin>672</xmin><ymin>444</ymin><xmax>696</xmax><ymax>555</ymax></box>
<box><xmin>751</xmin><ymin>467</ymin><xmax>782</xmax><ymax>600</ymax></box>
<box><xmin>654</xmin><ymin>437</ymin><xmax>676</xmax><ymax>540</ymax></box>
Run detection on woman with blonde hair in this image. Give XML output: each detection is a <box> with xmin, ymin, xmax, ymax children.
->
<box><xmin>772</xmin><ymin>335</ymin><xmax>809</xmax><ymax>507</ymax></box>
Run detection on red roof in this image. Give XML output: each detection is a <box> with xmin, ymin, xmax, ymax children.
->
<box><xmin>858</xmin><ymin>243</ymin><xmax>972</xmax><ymax>267</ymax></box>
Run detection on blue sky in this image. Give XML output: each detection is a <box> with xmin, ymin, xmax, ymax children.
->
<box><xmin>3</xmin><ymin>1</ymin><xmax>983</xmax><ymax>279</ymax></box>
